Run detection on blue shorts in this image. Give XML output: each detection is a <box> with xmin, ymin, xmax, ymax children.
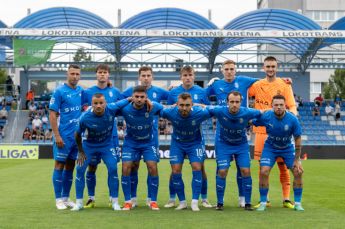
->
<box><xmin>122</xmin><ymin>140</ymin><xmax>159</xmax><ymax>163</ymax></box>
<box><xmin>53</xmin><ymin>137</ymin><xmax>78</xmax><ymax>162</ymax></box>
<box><xmin>88</xmin><ymin>136</ymin><xmax>121</xmax><ymax>166</ymax></box>
<box><xmin>169</xmin><ymin>139</ymin><xmax>205</xmax><ymax>165</ymax></box>
<box><xmin>77</xmin><ymin>142</ymin><xmax>118</xmax><ymax>172</ymax></box>
<box><xmin>215</xmin><ymin>140</ymin><xmax>250</xmax><ymax>170</ymax></box>
<box><xmin>260</xmin><ymin>145</ymin><xmax>295</xmax><ymax>169</ymax></box>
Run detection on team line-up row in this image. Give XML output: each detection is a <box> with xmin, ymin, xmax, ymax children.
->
<box><xmin>50</xmin><ymin>57</ymin><xmax>304</xmax><ymax>212</ymax></box>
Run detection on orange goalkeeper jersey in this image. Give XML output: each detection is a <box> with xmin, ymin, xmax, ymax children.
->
<box><xmin>248</xmin><ymin>77</ymin><xmax>297</xmax><ymax>134</ymax></box>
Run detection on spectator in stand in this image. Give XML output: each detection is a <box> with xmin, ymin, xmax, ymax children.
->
<box><xmin>312</xmin><ymin>104</ymin><xmax>320</xmax><ymax>117</ymax></box>
<box><xmin>25</xmin><ymin>89</ymin><xmax>35</xmax><ymax>109</ymax></box>
<box><xmin>28</xmin><ymin>101</ymin><xmax>37</xmax><ymax>116</ymax></box>
<box><xmin>0</xmin><ymin>125</ymin><xmax>5</xmax><ymax>139</ymax></box>
<box><xmin>31</xmin><ymin>128</ymin><xmax>38</xmax><ymax>142</ymax></box>
<box><xmin>314</xmin><ymin>94</ymin><xmax>324</xmax><ymax>107</ymax></box>
<box><xmin>5</xmin><ymin>75</ymin><xmax>14</xmax><ymax>95</ymax></box>
<box><xmin>41</xmin><ymin>114</ymin><xmax>49</xmax><ymax>129</ymax></box>
<box><xmin>158</xmin><ymin>118</ymin><xmax>167</xmax><ymax>135</ymax></box>
<box><xmin>32</xmin><ymin>115</ymin><xmax>42</xmax><ymax>130</ymax></box>
<box><xmin>0</xmin><ymin>94</ymin><xmax>4</xmax><ymax>105</ymax></box>
<box><xmin>38</xmin><ymin>127</ymin><xmax>45</xmax><ymax>141</ymax></box>
<box><xmin>44</xmin><ymin>103</ymin><xmax>49</xmax><ymax>115</ymax></box>
<box><xmin>5</xmin><ymin>93</ymin><xmax>14</xmax><ymax>107</ymax></box>
<box><xmin>0</xmin><ymin>107</ymin><xmax>8</xmax><ymax>119</ymax></box>
<box><xmin>37</xmin><ymin>103</ymin><xmax>45</xmax><ymax>116</ymax></box>
<box><xmin>22</xmin><ymin>127</ymin><xmax>32</xmax><ymax>142</ymax></box>
<box><xmin>335</xmin><ymin>102</ymin><xmax>341</xmax><ymax>121</ymax></box>
<box><xmin>45</xmin><ymin>128</ymin><xmax>53</xmax><ymax>141</ymax></box>
<box><xmin>334</xmin><ymin>94</ymin><xmax>342</xmax><ymax>104</ymax></box>
<box><xmin>117</xmin><ymin>126</ymin><xmax>124</xmax><ymax>140</ymax></box>
<box><xmin>325</xmin><ymin>102</ymin><xmax>334</xmax><ymax>117</ymax></box>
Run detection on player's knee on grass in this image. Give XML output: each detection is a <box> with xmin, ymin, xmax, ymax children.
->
<box><xmin>146</xmin><ymin>161</ymin><xmax>158</xmax><ymax>176</ymax></box>
<box><xmin>54</xmin><ymin>160</ymin><xmax>65</xmax><ymax>170</ymax></box>
<box><xmin>64</xmin><ymin>159</ymin><xmax>75</xmax><ymax>170</ymax></box>
<box><xmin>88</xmin><ymin>164</ymin><xmax>97</xmax><ymax>172</ymax></box>
<box><xmin>218</xmin><ymin>169</ymin><xmax>228</xmax><ymax>178</ymax></box>
<box><xmin>260</xmin><ymin>167</ymin><xmax>270</xmax><ymax>178</ymax></box>
<box><xmin>132</xmin><ymin>161</ymin><xmax>140</xmax><ymax>171</ymax></box>
<box><xmin>122</xmin><ymin>162</ymin><xmax>132</xmax><ymax>176</ymax></box>
<box><xmin>240</xmin><ymin>168</ymin><xmax>251</xmax><ymax>177</ymax></box>
<box><xmin>172</xmin><ymin>164</ymin><xmax>182</xmax><ymax>174</ymax></box>
<box><xmin>191</xmin><ymin>162</ymin><xmax>202</xmax><ymax>171</ymax></box>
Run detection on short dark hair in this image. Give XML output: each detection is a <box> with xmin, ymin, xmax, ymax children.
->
<box><xmin>178</xmin><ymin>92</ymin><xmax>192</xmax><ymax>100</ymax></box>
<box><xmin>92</xmin><ymin>93</ymin><xmax>105</xmax><ymax>99</ymax></box>
<box><xmin>96</xmin><ymin>64</ymin><xmax>110</xmax><ymax>73</ymax></box>
<box><xmin>222</xmin><ymin>60</ymin><xmax>236</xmax><ymax>66</ymax></box>
<box><xmin>227</xmin><ymin>91</ymin><xmax>242</xmax><ymax>101</ymax></box>
<box><xmin>68</xmin><ymin>64</ymin><xmax>80</xmax><ymax>70</ymax></box>
<box><xmin>133</xmin><ymin>85</ymin><xmax>147</xmax><ymax>94</ymax></box>
<box><xmin>272</xmin><ymin>94</ymin><xmax>286</xmax><ymax>102</ymax></box>
<box><xmin>138</xmin><ymin>66</ymin><xmax>153</xmax><ymax>75</ymax></box>
<box><xmin>180</xmin><ymin>65</ymin><xmax>194</xmax><ymax>75</ymax></box>
<box><xmin>264</xmin><ymin>56</ymin><xmax>277</xmax><ymax>62</ymax></box>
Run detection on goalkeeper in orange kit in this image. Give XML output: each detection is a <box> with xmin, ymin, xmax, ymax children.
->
<box><xmin>248</xmin><ymin>56</ymin><xmax>297</xmax><ymax>209</ymax></box>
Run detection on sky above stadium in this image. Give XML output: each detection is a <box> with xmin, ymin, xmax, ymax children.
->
<box><xmin>0</xmin><ymin>0</ymin><xmax>256</xmax><ymax>28</ymax></box>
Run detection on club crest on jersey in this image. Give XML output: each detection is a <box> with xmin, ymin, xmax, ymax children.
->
<box><xmin>194</xmin><ymin>94</ymin><xmax>198</xmax><ymax>100</ymax></box>
<box><xmin>153</xmin><ymin>92</ymin><xmax>157</xmax><ymax>98</ymax></box>
<box><xmin>192</xmin><ymin>120</ymin><xmax>196</xmax><ymax>126</ymax></box>
<box><xmin>239</xmin><ymin>118</ymin><xmax>243</xmax><ymax>123</ymax></box>
<box><xmin>145</xmin><ymin>112</ymin><xmax>149</xmax><ymax>118</ymax></box>
<box><xmin>284</xmin><ymin>124</ymin><xmax>289</xmax><ymax>131</ymax></box>
<box><xmin>234</xmin><ymin>82</ymin><xmax>239</xmax><ymax>89</ymax></box>
<box><xmin>109</xmin><ymin>91</ymin><xmax>113</xmax><ymax>97</ymax></box>
<box><xmin>109</xmin><ymin>116</ymin><xmax>113</xmax><ymax>122</ymax></box>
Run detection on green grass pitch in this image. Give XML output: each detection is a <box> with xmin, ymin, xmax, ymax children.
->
<box><xmin>0</xmin><ymin>159</ymin><xmax>345</xmax><ymax>228</ymax></box>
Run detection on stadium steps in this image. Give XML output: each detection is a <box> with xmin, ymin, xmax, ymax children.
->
<box><xmin>2</xmin><ymin>110</ymin><xmax>30</xmax><ymax>143</ymax></box>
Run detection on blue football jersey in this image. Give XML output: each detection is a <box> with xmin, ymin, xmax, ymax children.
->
<box><xmin>167</xmin><ymin>85</ymin><xmax>210</xmax><ymax>105</ymax></box>
<box><xmin>206</xmin><ymin>76</ymin><xmax>257</xmax><ymax>106</ymax></box>
<box><xmin>160</xmin><ymin>106</ymin><xmax>211</xmax><ymax>143</ymax></box>
<box><xmin>208</xmin><ymin>106</ymin><xmax>261</xmax><ymax>145</ymax></box>
<box><xmin>77</xmin><ymin>99</ymin><xmax>129</xmax><ymax>146</ymax></box>
<box><xmin>119</xmin><ymin>102</ymin><xmax>163</xmax><ymax>143</ymax></box>
<box><xmin>82</xmin><ymin>85</ymin><xmax>123</xmax><ymax>137</ymax></box>
<box><xmin>49</xmin><ymin>83</ymin><xmax>83</xmax><ymax>137</ymax></box>
<box><xmin>253</xmin><ymin>110</ymin><xmax>302</xmax><ymax>149</ymax></box>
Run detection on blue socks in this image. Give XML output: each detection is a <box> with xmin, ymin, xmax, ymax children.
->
<box><xmin>236</xmin><ymin>165</ymin><xmax>244</xmax><ymax>197</ymax></box>
<box><xmin>201</xmin><ymin>178</ymin><xmax>208</xmax><ymax>199</ymax></box>
<box><xmin>52</xmin><ymin>169</ymin><xmax>63</xmax><ymax>199</ymax></box>
<box><xmin>216</xmin><ymin>175</ymin><xmax>226</xmax><ymax>204</ymax></box>
<box><xmin>242</xmin><ymin>176</ymin><xmax>252</xmax><ymax>204</ymax></box>
<box><xmin>75</xmin><ymin>167</ymin><xmax>86</xmax><ymax>199</ymax></box>
<box><xmin>294</xmin><ymin>187</ymin><xmax>303</xmax><ymax>203</ymax></box>
<box><xmin>108</xmin><ymin>168</ymin><xmax>119</xmax><ymax>198</ymax></box>
<box><xmin>121</xmin><ymin>175</ymin><xmax>131</xmax><ymax>201</ymax></box>
<box><xmin>259</xmin><ymin>187</ymin><xmax>269</xmax><ymax>203</ymax></box>
<box><xmin>172</xmin><ymin>173</ymin><xmax>185</xmax><ymax>201</ymax></box>
<box><xmin>130</xmin><ymin>171</ymin><xmax>138</xmax><ymax>198</ymax></box>
<box><xmin>62</xmin><ymin>169</ymin><xmax>73</xmax><ymax>198</ymax></box>
<box><xmin>149</xmin><ymin>176</ymin><xmax>159</xmax><ymax>201</ymax></box>
<box><xmin>86</xmin><ymin>171</ymin><xmax>96</xmax><ymax>197</ymax></box>
<box><xmin>192</xmin><ymin>171</ymin><xmax>202</xmax><ymax>200</ymax></box>
<box><xmin>147</xmin><ymin>174</ymin><xmax>151</xmax><ymax>199</ymax></box>
<box><xmin>169</xmin><ymin>176</ymin><xmax>176</xmax><ymax>199</ymax></box>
